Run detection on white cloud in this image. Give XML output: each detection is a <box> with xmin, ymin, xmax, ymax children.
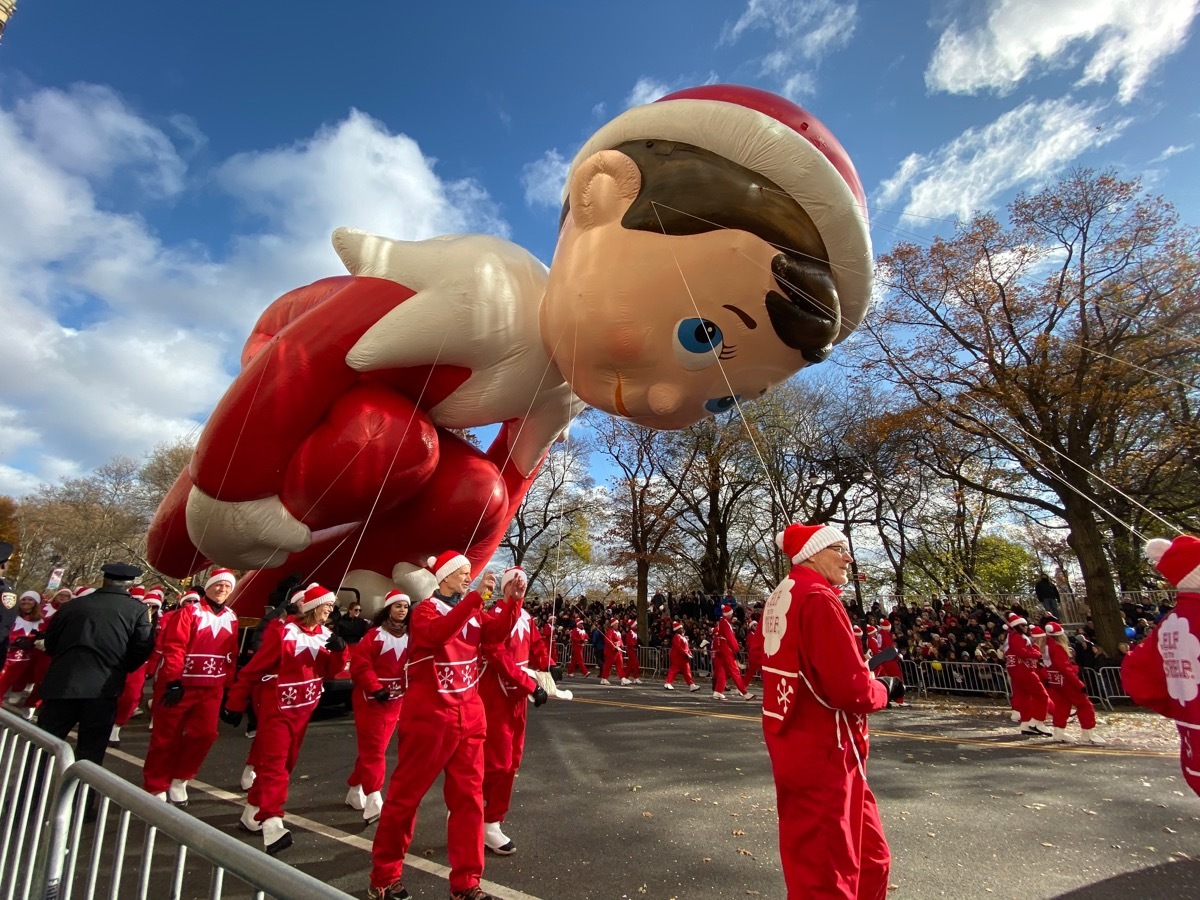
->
<box><xmin>1151</xmin><ymin>142</ymin><xmax>1194</xmax><ymax>162</ymax></box>
<box><xmin>721</xmin><ymin>0</ymin><xmax>858</xmax><ymax>101</ymax></box>
<box><xmin>926</xmin><ymin>0</ymin><xmax>1200</xmax><ymax>104</ymax></box>
<box><xmin>625</xmin><ymin>77</ymin><xmax>673</xmax><ymax>108</ymax></box>
<box><xmin>875</xmin><ymin>97</ymin><xmax>1128</xmax><ymax>222</ymax></box>
<box><xmin>0</xmin><ymin>85</ymin><xmax>508</xmax><ymax>496</ymax></box>
<box><xmin>520</xmin><ymin>149</ymin><xmax>570</xmax><ymax>209</ymax></box>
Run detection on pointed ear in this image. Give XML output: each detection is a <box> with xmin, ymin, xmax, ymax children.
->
<box><xmin>568</xmin><ymin>150</ymin><xmax>642</xmax><ymax>230</ymax></box>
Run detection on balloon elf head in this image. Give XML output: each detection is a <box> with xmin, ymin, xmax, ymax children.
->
<box><xmin>541</xmin><ymin>84</ymin><xmax>872</xmax><ymax>430</ymax></box>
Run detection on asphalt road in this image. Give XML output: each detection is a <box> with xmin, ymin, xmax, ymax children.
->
<box><xmin>91</xmin><ymin>680</ymin><xmax>1198</xmax><ymax>900</ymax></box>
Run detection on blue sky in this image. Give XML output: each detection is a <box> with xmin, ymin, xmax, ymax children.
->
<box><xmin>1</xmin><ymin>0</ymin><xmax>1198</xmax><ymax>495</ymax></box>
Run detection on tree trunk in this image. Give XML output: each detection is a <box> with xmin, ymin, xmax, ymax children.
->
<box><xmin>636</xmin><ymin>558</ymin><xmax>649</xmax><ymax>647</ymax></box>
<box><xmin>1061</xmin><ymin>497</ymin><xmax>1124</xmax><ymax>655</ymax></box>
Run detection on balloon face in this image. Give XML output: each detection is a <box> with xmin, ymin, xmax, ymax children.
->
<box><xmin>543</xmin><ymin>198</ymin><xmax>813</xmax><ymax>431</ymax></box>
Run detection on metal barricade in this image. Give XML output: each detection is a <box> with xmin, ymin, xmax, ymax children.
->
<box><xmin>1080</xmin><ymin>667</ymin><xmax>1128</xmax><ymax>710</ymax></box>
<box><xmin>899</xmin><ymin>659</ymin><xmax>926</xmax><ymax>698</ymax></box>
<box><xmin>48</xmin><ymin>760</ymin><xmax>352</xmax><ymax>900</ymax></box>
<box><xmin>0</xmin><ymin>707</ymin><xmax>76</xmax><ymax>900</ymax></box>
<box><xmin>636</xmin><ymin>646</ymin><xmax>661</xmax><ymax>677</ymax></box>
<box><xmin>921</xmin><ymin>661</ymin><xmax>1010</xmax><ymax>698</ymax></box>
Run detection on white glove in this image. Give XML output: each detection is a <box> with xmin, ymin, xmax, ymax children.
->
<box><xmin>523</xmin><ymin>667</ymin><xmax>573</xmax><ymax>701</ymax></box>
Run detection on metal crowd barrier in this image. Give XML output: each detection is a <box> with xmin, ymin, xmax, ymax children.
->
<box><xmin>1080</xmin><ymin>667</ymin><xmax>1129</xmax><ymax>711</ymax></box>
<box><xmin>921</xmin><ymin>661</ymin><xmax>1010</xmax><ymax>698</ymax></box>
<box><xmin>899</xmin><ymin>659</ymin><xmax>927</xmax><ymax>698</ymax></box>
<box><xmin>0</xmin><ymin>706</ymin><xmax>76</xmax><ymax>900</ymax></box>
<box><xmin>0</xmin><ymin>708</ymin><xmax>352</xmax><ymax>900</ymax></box>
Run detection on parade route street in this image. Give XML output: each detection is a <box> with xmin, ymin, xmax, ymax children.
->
<box><xmin>95</xmin><ymin>683</ymin><xmax>1199</xmax><ymax>900</ymax></box>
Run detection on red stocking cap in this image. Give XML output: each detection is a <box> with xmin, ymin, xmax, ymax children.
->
<box><xmin>1146</xmin><ymin>535</ymin><xmax>1200</xmax><ymax>591</ymax></box>
<box><xmin>298</xmin><ymin>583</ymin><xmax>336</xmax><ymax>613</ymax></box>
<box><xmin>565</xmin><ymin>84</ymin><xmax>872</xmax><ymax>344</ymax></box>
<box><xmin>383</xmin><ymin>589</ymin><xmax>411</xmax><ymax>609</ymax></box>
<box><xmin>777</xmin><ymin>523</ymin><xmax>845</xmax><ymax>564</ymax></box>
<box><xmin>427</xmin><ymin>551</ymin><xmax>471</xmax><ymax>585</ymax></box>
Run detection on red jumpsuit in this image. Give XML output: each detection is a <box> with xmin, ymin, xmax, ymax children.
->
<box><xmin>143</xmin><ymin>599</ymin><xmax>239</xmax><ymax>793</ymax></box>
<box><xmin>601</xmin><ymin>625</ymin><xmax>626</xmax><ymax>681</ymax></box>
<box><xmin>713</xmin><ymin>615</ymin><xmax>750</xmax><ymax>696</ymax></box>
<box><xmin>624</xmin><ymin>626</ymin><xmax>640</xmax><ymax>681</ymax></box>
<box><xmin>665</xmin><ymin>632</ymin><xmax>696</xmax><ymax>687</ymax></box>
<box><xmin>369</xmin><ymin>592</ymin><xmax>519</xmax><ymax>895</ymax></box>
<box><xmin>114</xmin><ymin>659</ymin><xmax>151</xmax><ymax>727</ymax></box>
<box><xmin>567</xmin><ymin>626</ymin><xmax>590</xmax><ymax>676</ymax></box>
<box><xmin>480</xmin><ymin>600</ymin><xmax>545</xmax><ymax>825</ymax></box>
<box><xmin>347</xmin><ymin>625</ymin><xmax>409</xmax><ymax>795</ymax></box>
<box><xmin>225</xmin><ymin>620</ymin><xmax>345</xmax><ymax>821</ymax></box>
<box><xmin>1046</xmin><ymin>640</ymin><xmax>1095</xmax><ymax>730</ymax></box>
<box><xmin>1004</xmin><ymin>631</ymin><xmax>1050</xmax><ymax>724</ymax></box>
<box><xmin>0</xmin><ymin>617</ymin><xmax>42</xmax><ymax>698</ymax></box>
<box><xmin>762</xmin><ymin>566</ymin><xmax>889</xmax><ymax>899</ymax></box>
<box><xmin>746</xmin><ymin>621</ymin><xmax>764</xmax><ymax>682</ymax></box>
<box><xmin>1122</xmin><ymin>592</ymin><xmax>1200</xmax><ymax>796</ymax></box>
<box><xmin>874</xmin><ymin>627</ymin><xmax>903</xmax><ymax>680</ymax></box>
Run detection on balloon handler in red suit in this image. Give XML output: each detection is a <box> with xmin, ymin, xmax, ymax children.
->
<box><xmin>1123</xmin><ymin>535</ymin><xmax>1200</xmax><ymax>797</ymax></box>
<box><xmin>663</xmin><ymin>620</ymin><xmax>700</xmax><ymax>691</ymax></box>
<box><xmin>761</xmin><ymin>524</ymin><xmax>899</xmax><ymax>900</ymax></box>
<box><xmin>1043</xmin><ymin>621</ymin><xmax>1104</xmax><ymax>744</ymax></box>
<box><xmin>567</xmin><ymin>619</ymin><xmax>590</xmax><ymax>677</ymax></box>
<box><xmin>220</xmin><ymin>583</ymin><xmax>347</xmax><ymax>854</ymax></box>
<box><xmin>143</xmin><ymin>571</ymin><xmax>239</xmax><ymax>806</ymax></box>
<box><xmin>623</xmin><ymin>619</ymin><xmax>643</xmax><ymax>684</ymax></box>
<box><xmin>345</xmin><ymin>589</ymin><xmax>411</xmax><ymax>824</ymax></box>
<box><xmin>480</xmin><ymin>567</ymin><xmax>572</xmax><ymax>856</ymax></box>
<box><xmin>1004</xmin><ymin>613</ymin><xmax>1053</xmax><ymax>736</ymax></box>
<box><xmin>712</xmin><ymin>604</ymin><xmax>755</xmax><ymax>701</ymax></box>
<box><xmin>142</xmin><ymin>86</ymin><xmax>875</xmax><ymax>642</ymax></box>
<box><xmin>109</xmin><ymin>589</ymin><xmax>163</xmax><ymax>744</ymax></box>
<box><xmin>0</xmin><ymin>592</ymin><xmax>45</xmax><ymax>710</ymax></box>
<box><xmin>745</xmin><ymin>612</ymin><xmax>764</xmax><ymax>683</ymax></box>
<box><xmin>368</xmin><ymin>552</ymin><xmax>525</xmax><ymax>900</ymax></box>
<box><xmin>600</xmin><ymin>617</ymin><xmax>629</xmax><ymax>686</ymax></box>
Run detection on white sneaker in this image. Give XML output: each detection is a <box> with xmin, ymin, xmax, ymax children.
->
<box><xmin>663</xmin><ymin>683</ymin><xmax>675</xmax><ymax>691</ymax></box>
<box><xmin>633</xmin><ymin>678</ymin><xmax>643</xmax><ymax>684</ymax></box>
<box><xmin>240</xmin><ymin>765</ymin><xmax>256</xmax><ymax>792</ymax></box>
<box><xmin>620</xmin><ymin>677</ymin><xmax>632</xmax><ymax>686</ymax></box>
<box><xmin>1082</xmin><ymin>729</ymin><xmax>1106</xmax><ymax>745</ymax></box>
<box><xmin>153</xmin><ymin>792</ymin><xmax>168</xmax><ymax>802</ymax></box>
<box><xmin>484</xmin><ymin>821</ymin><xmax>516</xmax><ymax>855</ymax></box>
<box><xmin>740</xmin><ymin>691</ymin><xmax>756</xmax><ymax>701</ymax></box>
<box><xmin>23</xmin><ymin>707</ymin><xmax>36</xmax><ymax>721</ymax></box>
<box><xmin>167</xmin><ymin>779</ymin><xmax>189</xmax><ymax>807</ymax></box>
<box><xmin>363</xmin><ymin>791</ymin><xmax>383</xmax><ymax>824</ymax></box>
<box><xmin>132</xmin><ymin>707</ymin><xmax>144</xmax><ymax>718</ymax></box>
<box><xmin>262</xmin><ymin>817</ymin><xmax>292</xmax><ymax>855</ymax></box>
<box><xmin>599</xmin><ymin>678</ymin><xmax>611</xmax><ymax>685</ymax></box>
<box><xmin>239</xmin><ymin>803</ymin><xmax>262</xmax><ymax>833</ymax></box>
<box><xmin>1052</xmin><ymin>727</ymin><xmax>1076</xmax><ymax>743</ymax></box>
<box><xmin>345</xmin><ymin>784</ymin><xmax>366</xmax><ymax>811</ymax></box>
<box><xmin>688</xmin><ymin>684</ymin><xmax>700</xmax><ymax>692</ymax></box>
<box><xmin>712</xmin><ymin>691</ymin><xmax>727</xmax><ymax>701</ymax></box>
<box><xmin>109</xmin><ymin>725</ymin><xmax>121</xmax><ymax>745</ymax></box>
<box><xmin>1010</xmin><ymin>710</ymin><xmax>1021</xmax><ymax>722</ymax></box>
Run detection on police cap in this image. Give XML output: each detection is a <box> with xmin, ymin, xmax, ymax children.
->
<box><xmin>101</xmin><ymin>562</ymin><xmax>143</xmax><ymax>582</ymax></box>
<box><xmin>0</xmin><ymin>542</ymin><xmax>12</xmax><ymax>564</ymax></box>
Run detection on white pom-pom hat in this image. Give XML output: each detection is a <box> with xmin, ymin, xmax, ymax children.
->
<box><xmin>297</xmin><ymin>583</ymin><xmax>337</xmax><ymax>613</ymax></box>
<box><xmin>205</xmin><ymin>568</ymin><xmax>237</xmax><ymax>591</ymax></box>
<box><xmin>426</xmin><ymin>551</ymin><xmax>471</xmax><ymax>585</ymax></box>
<box><xmin>1146</xmin><ymin>535</ymin><xmax>1200</xmax><ymax>591</ymax></box>
<box><xmin>501</xmin><ymin>567</ymin><xmax>527</xmax><ymax>592</ymax></box>
<box><xmin>383</xmin><ymin>589</ymin><xmax>411</xmax><ymax>609</ymax></box>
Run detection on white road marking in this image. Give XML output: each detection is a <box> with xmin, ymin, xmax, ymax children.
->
<box><xmin>106</xmin><ymin>747</ymin><xmax>545</xmax><ymax>900</ymax></box>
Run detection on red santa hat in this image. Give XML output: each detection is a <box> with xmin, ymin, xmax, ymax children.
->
<box><xmin>1044</xmin><ymin>621</ymin><xmax>1066</xmax><ymax>637</ymax></box>
<box><xmin>865</xmin><ymin>625</ymin><xmax>878</xmax><ymax>635</ymax></box>
<box><xmin>852</xmin><ymin>624</ymin><xmax>863</xmax><ymax>637</ymax></box>
<box><xmin>297</xmin><ymin>583</ymin><xmax>337</xmax><ymax>613</ymax></box>
<box><xmin>426</xmin><ymin>551</ymin><xmax>471</xmax><ymax>585</ymax></box>
<box><xmin>143</xmin><ymin>588</ymin><xmax>164</xmax><ymax>608</ymax></box>
<box><xmin>1029</xmin><ymin>625</ymin><xmax>1045</xmax><ymax>637</ymax></box>
<box><xmin>383</xmin><ymin>589</ymin><xmax>411</xmax><ymax>609</ymax></box>
<box><xmin>500</xmin><ymin>566</ymin><xmax>527</xmax><ymax>592</ymax></box>
<box><xmin>1004</xmin><ymin>612</ymin><xmax>1028</xmax><ymax>630</ymax></box>
<box><xmin>128</xmin><ymin>585</ymin><xmax>145</xmax><ymax>600</ymax></box>
<box><xmin>180</xmin><ymin>589</ymin><xmax>201</xmax><ymax>604</ymax></box>
<box><xmin>204</xmin><ymin>568</ymin><xmax>237</xmax><ymax>591</ymax></box>
<box><xmin>72</xmin><ymin>586</ymin><xmax>95</xmax><ymax>598</ymax></box>
<box><xmin>721</xmin><ymin>604</ymin><xmax>734</xmax><ymax>617</ymax></box>
<box><xmin>776</xmin><ymin>523</ymin><xmax>846</xmax><ymax>565</ymax></box>
<box><xmin>565</xmin><ymin>85</ymin><xmax>872</xmax><ymax>343</ymax></box>
<box><xmin>672</xmin><ymin>620</ymin><xmax>684</xmax><ymax>631</ymax></box>
<box><xmin>1146</xmin><ymin>535</ymin><xmax>1200</xmax><ymax>591</ymax></box>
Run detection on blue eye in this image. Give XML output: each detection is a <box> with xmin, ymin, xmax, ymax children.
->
<box><xmin>673</xmin><ymin>318</ymin><xmax>723</xmax><ymax>371</ymax></box>
<box><xmin>704</xmin><ymin>395</ymin><xmax>741</xmax><ymax>415</ymax></box>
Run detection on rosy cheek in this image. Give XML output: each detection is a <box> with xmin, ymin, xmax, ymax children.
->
<box><xmin>647</xmin><ymin>383</ymin><xmax>684</xmax><ymax>416</ymax></box>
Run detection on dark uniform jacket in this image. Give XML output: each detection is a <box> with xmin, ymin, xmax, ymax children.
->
<box><xmin>0</xmin><ymin>577</ymin><xmax>17</xmax><ymax>660</ymax></box>
<box><xmin>41</xmin><ymin>586</ymin><xmax>156</xmax><ymax>699</ymax></box>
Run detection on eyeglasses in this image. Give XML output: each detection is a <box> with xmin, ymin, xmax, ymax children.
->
<box><xmin>825</xmin><ymin>545</ymin><xmax>852</xmax><ymax>555</ymax></box>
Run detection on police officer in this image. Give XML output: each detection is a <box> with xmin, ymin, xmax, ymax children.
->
<box><xmin>0</xmin><ymin>542</ymin><xmax>18</xmax><ymax>662</ymax></box>
<box><xmin>38</xmin><ymin>562</ymin><xmax>156</xmax><ymax>766</ymax></box>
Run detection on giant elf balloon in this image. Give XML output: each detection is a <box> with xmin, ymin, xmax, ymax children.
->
<box><xmin>147</xmin><ymin>85</ymin><xmax>873</xmax><ymax>613</ymax></box>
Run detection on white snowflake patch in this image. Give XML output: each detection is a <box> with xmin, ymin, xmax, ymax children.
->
<box><xmin>196</xmin><ymin>606</ymin><xmax>235</xmax><ymax>639</ymax></box>
<box><xmin>1159</xmin><ymin>613</ymin><xmax>1200</xmax><ymax>703</ymax></box>
<box><xmin>762</xmin><ymin>577</ymin><xmax>794</xmax><ymax>658</ymax></box>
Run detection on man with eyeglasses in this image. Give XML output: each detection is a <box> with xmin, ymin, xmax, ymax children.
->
<box><xmin>761</xmin><ymin>524</ymin><xmax>893</xmax><ymax>899</ymax></box>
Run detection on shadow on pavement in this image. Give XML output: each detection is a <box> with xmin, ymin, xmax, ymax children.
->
<box><xmin>1054</xmin><ymin>859</ymin><xmax>1200</xmax><ymax>898</ymax></box>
